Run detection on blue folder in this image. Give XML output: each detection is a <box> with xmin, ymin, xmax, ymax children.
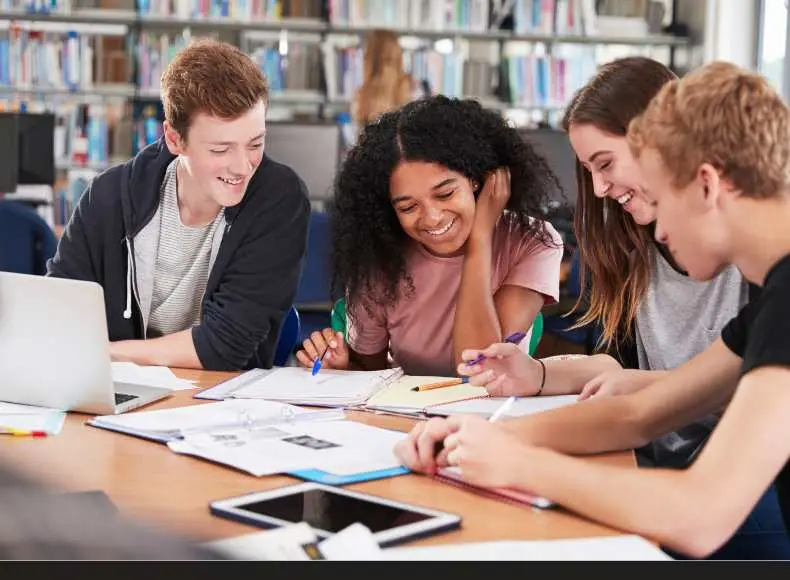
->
<box><xmin>288</xmin><ymin>466</ymin><xmax>410</xmax><ymax>486</ymax></box>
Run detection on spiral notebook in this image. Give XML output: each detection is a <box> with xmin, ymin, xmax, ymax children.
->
<box><xmin>195</xmin><ymin>368</ymin><xmax>490</xmax><ymax>414</ymax></box>
<box><xmin>435</xmin><ymin>466</ymin><xmax>554</xmax><ymax>509</ymax></box>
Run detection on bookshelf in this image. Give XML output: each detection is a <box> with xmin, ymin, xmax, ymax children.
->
<box><xmin>0</xmin><ymin>0</ymin><xmax>691</xmax><ymax>228</ymax></box>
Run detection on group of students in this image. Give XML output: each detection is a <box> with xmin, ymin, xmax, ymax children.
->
<box><xmin>35</xmin><ymin>34</ymin><xmax>790</xmax><ymax>559</ymax></box>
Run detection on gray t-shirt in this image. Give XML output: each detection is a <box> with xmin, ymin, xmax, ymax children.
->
<box><xmin>148</xmin><ymin>160</ymin><xmax>225</xmax><ymax>338</ymax></box>
<box><xmin>635</xmin><ymin>247</ymin><xmax>748</xmax><ymax>467</ymax></box>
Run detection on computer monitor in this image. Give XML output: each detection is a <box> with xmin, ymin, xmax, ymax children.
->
<box><xmin>17</xmin><ymin>112</ymin><xmax>55</xmax><ymax>187</ymax></box>
<box><xmin>0</xmin><ymin>114</ymin><xmax>19</xmax><ymax>193</ymax></box>
<box><xmin>264</xmin><ymin>121</ymin><xmax>342</xmax><ymax>204</ymax></box>
<box><xmin>519</xmin><ymin>128</ymin><xmax>578</xmax><ymax>207</ymax></box>
<box><xmin>0</xmin><ymin>112</ymin><xmax>55</xmax><ymax>193</ymax></box>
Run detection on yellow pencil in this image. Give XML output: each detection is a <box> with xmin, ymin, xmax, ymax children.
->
<box><xmin>411</xmin><ymin>378</ymin><xmax>467</xmax><ymax>392</ymax></box>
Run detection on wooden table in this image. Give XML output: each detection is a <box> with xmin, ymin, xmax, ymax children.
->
<box><xmin>0</xmin><ymin>369</ymin><xmax>634</xmax><ymax>546</ymax></box>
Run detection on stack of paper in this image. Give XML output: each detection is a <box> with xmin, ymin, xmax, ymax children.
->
<box><xmin>169</xmin><ymin>419</ymin><xmax>408</xmax><ymax>479</ymax></box>
<box><xmin>112</xmin><ymin>362</ymin><xmax>196</xmax><ymax>390</ymax></box>
<box><xmin>202</xmin><ymin>524</ymin><xmax>672</xmax><ymax>561</ymax></box>
<box><xmin>0</xmin><ymin>401</ymin><xmax>67</xmax><ymax>435</ymax></box>
<box><xmin>203</xmin><ymin>522</ymin><xmax>383</xmax><ymax>561</ymax></box>
<box><xmin>87</xmin><ymin>399</ymin><xmax>341</xmax><ymax>443</ymax></box>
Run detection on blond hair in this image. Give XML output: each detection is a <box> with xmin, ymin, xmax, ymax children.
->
<box><xmin>628</xmin><ymin>61</ymin><xmax>790</xmax><ymax>198</ymax></box>
<box><xmin>352</xmin><ymin>30</ymin><xmax>413</xmax><ymax>125</ymax></box>
<box><xmin>161</xmin><ymin>38</ymin><xmax>268</xmax><ymax>140</ymax></box>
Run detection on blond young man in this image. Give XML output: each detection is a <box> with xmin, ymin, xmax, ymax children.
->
<box><xmin>395</xmin><ymin>62</ymin><xmax>790</xmax><ymax>558</ymax></box>
<box><xmin>48</xmin><ymin>39</ymin><xmax>310</xmax><ymax>371</ymax></box>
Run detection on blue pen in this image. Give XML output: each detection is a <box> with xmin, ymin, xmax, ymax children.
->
<box><xmin>465</xmin><ymin>331</ymin><xmax>528</xmax><ymax>367</ymax></box>
<box><xmin>311</xmin><ymin>346</ymin><xmax>330</xmax><ymax>376</ymax></box>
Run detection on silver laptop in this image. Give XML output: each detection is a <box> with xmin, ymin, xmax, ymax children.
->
<box><xmin>0</xmin><ymin>272</ymin><xmax>172</xmax><ymax>414</ymax></box>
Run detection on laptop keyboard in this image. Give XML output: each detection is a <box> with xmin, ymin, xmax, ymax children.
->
<box><xmin>114</xmin><ymin>392</ymin><xmax>139</xmax><ymax>405</ymax></box>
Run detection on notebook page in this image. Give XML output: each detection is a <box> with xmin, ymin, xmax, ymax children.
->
<box><xmin>365</xmin><ymin>375</ymin><xmax>489</xmax><ymax>412</ymax></box>
<box><xmin>428</xmin><ymin>395</ymin><xmax>578</xmax><ymax>417</ymax></box>
<box><xmin>231</xmin><ymin>367</ymin><xmax>401</xmax><ymax>405</ymax></box>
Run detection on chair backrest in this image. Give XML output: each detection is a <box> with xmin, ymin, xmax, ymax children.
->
<box><xmin>0</xmin><ymin>200</ymin><xmax>57</xmax><ymax>275</ymax></box>
<box><xmin>528</xmin><ymin>311</ymin><xmax>543</xmax><ymax>356</ymax></box>
<box><xmin>295</xmin><ymin>210</ymin><xmax>332</xmax><ymax>306</ymax></box>
<box><xmin>274</xmin><ymin>306</ymin><xmax>301</xmax><ymax>366</ymax></box>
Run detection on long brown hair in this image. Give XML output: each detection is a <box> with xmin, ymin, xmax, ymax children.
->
<box><xmin>561</xmin><ymin>57</ymin><xmax>677</xmax><ymax>348</ymax></box>
<box><xmin>352</xmin><ymin>29</ymin><xmax>413</xmax><ymax>125</ymax></box>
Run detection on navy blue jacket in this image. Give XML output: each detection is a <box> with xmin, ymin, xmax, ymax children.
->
<box><xmin>47</xmin><ymin>139</ymin><xmax>310</xmax><ymax>371</ymax></box>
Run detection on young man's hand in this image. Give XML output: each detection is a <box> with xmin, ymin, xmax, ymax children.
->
<box><xmin>442</xmin><ymin>414</ymin><xmax>530</xmax><ymax>489</ymax></box>
<box><xmin>457</xmin><ymin>342</ymin><xmax>543</xmax><ymax>396</ymax></box>
<box><xmin>578</xmin><ymin>369</ymin><xmax>662</xmax><ymax>401</ymax></box>
<box><xmin>394</xmin><ymin>417</ymin><xmax>457</xmax><ymax>475</ymax></box>
<box><xmin>296</xmin><ymin>329</ymin><xmax>350</xmax><ymax>370</ymax></box>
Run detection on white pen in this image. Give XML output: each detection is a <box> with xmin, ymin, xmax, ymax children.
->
<box><xmin>488</xmin><ymin>396</ymin><xmax>516</xmax><ymax>423</ymax></box>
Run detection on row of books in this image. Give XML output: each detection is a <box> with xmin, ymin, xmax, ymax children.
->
<box><xmin>0</xmin><ymin>0</ymin><xmax>72</xmax><ymax>13</ymax></box>
<box><xmin>0</xmin><ymin>26</ymin><xmax>94</xmax><ymax>90</ymax></box>
<box><xmin>249</xmin><ymin>42</ymin><xmax>322</xmax><ymax>92</ymax></box>
<box><xmin>1</xmin><ymin>95</ymin><xmax>163</xmax><ymax>170</ymax></box>
<box><xmin>328</xmin><ymin>0</ymin><xmax>491</xmax><ymax>32</ymax></box>
<box><xmin>132</xmin><ymin>31</ymin><xmax>191</xmax><ymax>91</ymax></box>
<box><xmin>513</xmin><ymin>0</ymin><xmax>596</xmax><ymax>36</ymax></box>
<box><xmin>135</xmin><ymin>0</ymin><xmax>322</xmax><ymax>20</ymax></box>
<box><xmin>504</xmin><ymin>50</ymin><xmax>597</xmax><ymax>108</ymax></box>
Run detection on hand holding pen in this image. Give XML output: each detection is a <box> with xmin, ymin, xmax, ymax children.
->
<box><xmin>296</xmin><ymin>328</ymin><xmax>350</xmax><ymax>373</ymax></box>
<box><xmin>457</xmin><ymin>332</ymin><xmax>546</xmax><ymax>397</ymax></box>
<box><xmin>410</xmin><ymin>332</ymin><xmax>528</xmax><ymax>392</ymax></box>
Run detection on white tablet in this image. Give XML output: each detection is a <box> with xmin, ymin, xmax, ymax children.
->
<box><xmin>209</xmin><ymin>482</ymin><xmax>462</xmax><ymax>547</ymax></box>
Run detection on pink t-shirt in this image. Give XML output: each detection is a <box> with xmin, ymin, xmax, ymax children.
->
<box><xmin>347</xmin><ymin>218</ymin><xmax>563</xmax><ymax>376</ymax></box>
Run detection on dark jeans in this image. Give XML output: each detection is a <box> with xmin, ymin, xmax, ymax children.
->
<box><xmin>665</xmin><ymin>485</ymin><xmax>790</xmax><ymax>560</ymax></box>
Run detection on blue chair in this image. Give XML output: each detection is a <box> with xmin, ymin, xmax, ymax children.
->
<box><xmin>0</xmin><ymin>200</ymin><xmax>58</xmax><ymax>275</ymax></box>
<box><xmin>295</xmin><ymin>210</ymin><xmax>333</xmax><ymax>343</ymax></box>
<box><xmin>274</xmin><ymin>306</ymin><xmax>301</xmax><ymax>366</ymax></box>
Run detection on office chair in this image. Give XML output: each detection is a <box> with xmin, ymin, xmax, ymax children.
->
<box><xmin>273</xmin><ymin>306</ymin><xmax>301</xmax><ymax>366</ymax></box>
<box><xmin>0</xmin><ymin>200</ymin><xmax>57</xmax><ymax>276</ymax></box>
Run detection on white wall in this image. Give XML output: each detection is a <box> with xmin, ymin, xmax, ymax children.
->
<box><xmin>674</xmin><ymin>0</ymin><xmax>759</xmax><ymax>70</ymax></box>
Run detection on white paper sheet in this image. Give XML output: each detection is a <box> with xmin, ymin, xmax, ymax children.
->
<box><xmin>202</xmin><ymin>522</ymin><xmax>384</xmax><ymax>561</ymax></box>
<box><xmin>169</xmin><ymin>419</ymin><xmax>407</xmax><ymax>477</ymax></box>
<box><xmin>90</xmin><ymin>399</ymin><xmax>329</xmax><ymax>441</ymax></box>
<box><xmin>112</xmin><ymin>362</ymin><xmax>196</xmax><ymax>390</ymax></box>
<box><xmin>229</xmin><ymin>367</ymin><xmax>402</xmax><ymax>406</ymax></box>
<box><xmin>381</xmin><ymin>535</ymin><xmax>672</xmax><ymax>560</ymax></box>
<box><xmin>0</xmin><ymin>401</ymin><xmax>66</xmax><ymax>434</ymax></box>
<box><xmin>429</xmin><ymin>395</ymin><xmax>579</xmax><ymax>418</ymax></box>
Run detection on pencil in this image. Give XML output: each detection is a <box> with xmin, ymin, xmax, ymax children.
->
<box><xmin>0</xmin><ymin>428</ymin><xmax>48</xmax><ymax>437</ymax></box>
<box><xmin>411</xmin><ymin>377</ymin><xmax>468</xmax><ymax>392</ymax></box>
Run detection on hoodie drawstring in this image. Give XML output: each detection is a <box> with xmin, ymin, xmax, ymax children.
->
<box><xmin>123</xmin><ymin>238</ymin><xmax>132</xmax><ymax>320</ymax></box>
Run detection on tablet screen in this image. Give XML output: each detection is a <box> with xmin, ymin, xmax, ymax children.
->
<box><xmin>235</xmin><ymin>488</ymin><xmax>432</xmax><ymax>533</ymax></box>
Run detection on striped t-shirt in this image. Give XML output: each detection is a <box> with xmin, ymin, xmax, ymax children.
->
<box><xmin>147</xmin><ymin>160</ymin><xmax>225</xmax><ymax>338</ymax></box>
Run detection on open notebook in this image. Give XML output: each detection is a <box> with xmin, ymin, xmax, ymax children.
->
<box><xmin>435</xmin><ymin>466</ymin><xmax>554</xmax><ymax>509</ymax></box>
<box><xmin>195</xmin><ymin>367</ymin><xmax>490</xmax><ymax>414</ymax></box>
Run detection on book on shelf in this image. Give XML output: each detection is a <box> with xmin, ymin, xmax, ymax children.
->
<box><xmin>134</xmin><ymin>0</ymin><xmax>324</xmax><ymax>20</ymax></box>
<box><xmin>0</xmin><ymin>25</ymin><xmax>95</xmax><ymax>91</ymax></box>
<box><xmin>512</xmin><ymin>0</ymin><xmax>596</xmax><ymax>36</ymax></box>
<box><xmin>503</xmin><ymin>42</ymin><xmax>596</xmax><ymax>108</ymax></box>
<box><xmin>328</xmin><ymin>0</ymin><xmax>491</xmax><ymax>32</ymax></box>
